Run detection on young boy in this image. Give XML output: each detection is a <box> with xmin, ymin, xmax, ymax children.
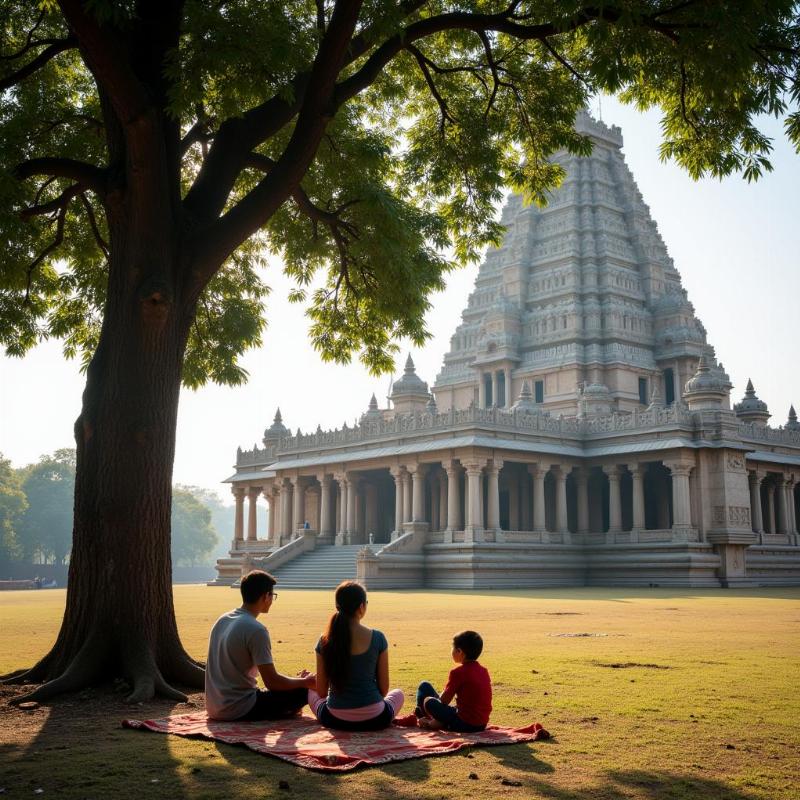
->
<box><xmin>405</xmin><ymin>630</ymin><xmax>493</xmax><ymax>732</ymax></box>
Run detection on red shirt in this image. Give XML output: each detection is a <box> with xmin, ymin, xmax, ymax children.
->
<box><xmin>441</xmin><ymin>660</ymin><xmax>492</xmax><ymax>726</ymax></box>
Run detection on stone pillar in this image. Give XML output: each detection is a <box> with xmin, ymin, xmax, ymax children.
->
<box><xmin>402</xmin><ymin>470</ymin><xmax>412</xmax><ymax>523</ymax></box>
<box><xmin>336</xmin><ymin>476</ymin><xmax>348</xmax><ymax>542</ymax></box>
<box><xmin>486</xmin><ymin>459</ymin><xmax>501</xmax><ymax>531</ymax></box>
<box><xmin>491</xmin><ymin>372</ymin><xmax>498</xmax><ymax>407</ymax></box>
<box><xmin>555</xmin><ymin>467</ymin><xmax>569</xmax><ymax>538</ymax></box>
<box><xmin>409</xmin><ymin>464</ymin><xmax>427</xmax><ymax>522</ymax></box>
<box><xmin>390</xmin><ymin>467</ymin><xmax>404</xmax><ymax>537</ymax></box>
<box><xmin>246</xmin><ymin>487</ymin><xmax>260</xmax><ymax>541</ymax></box>
<box><xmin>445</xmin><ymin>460</ymin><xmax>461</xmax><ymax>535</ymax></box>
<box><xmin>464</xmin><ymin>461</ymin><xmax>485</xmax><ymax>540</ymax></box>
<box><xmin>291</xmin><ymin>478</ymin><xmax>304</xmax><ymax>536</ymax></box>
<box><xmin>503</xmin><ymin>367</ymin><xmax>511</xmax><ymax>407</ymax></box>
<box><xmin>431</xmin><ymin>477</ymin><xmax>440</xmax><ymax>531</ymax></box>
<box><xmin>767</xmin><ymin>483</ymin><xmax>776</xmax><ymax>534</ymax></box>
<box><xmin>604</xmin><ymin>466</ymin><xmax>623</xmax><ymax>534</ymax></box>
<box><xmin>748</xmin><ymin>471</ymin><xmax>764</xmax><ymax>536</ymax></box>
<box><xmin>508</xmin><ymin>474</ymin><xmax>519</xmax><ymax>531</ymax></box>
<box><xmin>575</xmin><ymin>469</ymin><xmax>589</xmax><ymax>534</ymax></box>
<box><xmin>364</xmin><ymin>483</ymin><xmax>378</xmax><ymax>540</ymax></box>
<box><xmin>267</xmin><ymin>486</ymin><xmax>277</xmax><ymax>542</ymax></box>
<box><xmin>631</xmin><ymin>464</ymin><xmax>646</xmax><ymax>534</ymax></box>
<box><xmin>788</xmin><ymin>477</ymin><xmax>798</xmax><ymax>537</ymax></box>
<box><xmin>346</xmin><ymin>475</ymin><xmax>359</xmax><ymax>535</ymax></box>
<box><xmin>233</xmin><ymin>487</ymin><xmax>245</xmax><ymax>543</ymax></box>
<box><xmin>521</xmin><ymin>471</ymin><xmax>531</xmax><ymax>531</ymax></box>
<box><xmin>529</xmin><ymin>464</ymin><xmax>546</xmax><ymax>532</ymax></box>
<box><xmin>439</xmin><ymin>472</ymin><xmax>448</xmax><ymax>531</ymax></box>
<box><xmin>478</xmin><ymin>374</ymin><xmax>486</xmax><ymax>409</ymax></box>
<box><xmin>280</xmin><ymin>479</ymin><xmax>292</xmax><ymax>542</ymax></box>
<box><xmin>319</xmin><ymin>474</ymin><xmax>333</xmax><ymax>538</ymax></box>
<box><xmin>776</xmin><ymin>475</ymin><xmax>789</xmax><ymax>535</ymax></box>
<box><xmin>665</xmin><ymin>461</ymin><xmax>693</xmax><ymax>529</ymax></box>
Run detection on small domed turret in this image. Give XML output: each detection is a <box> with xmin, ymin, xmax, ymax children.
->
<box><xmin>263</xmin><ymin>408</ymin><xmax>289</xmax><ymax>445</ymax></box>
<box><xmin>683</xmin><ymin>355</ymin><xmax>731</xmax><ymax>411</ymax></box>
<box><xmin>786</xmin><ymin>405</ymin><xmax>799</xmax><ymax>431</ymax></box>
<box><xmin>360</xmin><ymin>393</ymin><xmax>384</xmax><ymax>423</ymax></box>
<box><xmin>390</xmin><ymin>354</ymin><xmax>430</xmax><ymax>414</ymax></box>
<box><xmin>733</xmin><ymin>379</ymin><xmax>771</xmax><ymax>426</ymax></box>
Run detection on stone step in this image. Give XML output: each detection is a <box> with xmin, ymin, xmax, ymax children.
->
<box><xmin>269</xmin><ymin>545</ymin><xmax>361</xmax><ymax>588</ymax></box>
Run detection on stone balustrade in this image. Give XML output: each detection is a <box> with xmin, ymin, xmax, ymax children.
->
<box><xmin>233</xmin><ymin>404</ymin><xmax>708</xmax><ymax>468</ymax></box>
<box><xmin>738</xmin><ymin>423</ymin><xmax>800</xmax><ymax>447</ymax></box>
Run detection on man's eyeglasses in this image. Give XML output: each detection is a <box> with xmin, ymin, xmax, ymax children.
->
<box><xmin>269</xmin><ymin>591</ymin><xmax>278</xmax><ymax>600</ymax></box>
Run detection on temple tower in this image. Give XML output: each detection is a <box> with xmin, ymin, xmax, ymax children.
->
<box><xmin>434</xmin><ymin>111</ymin><xmax>725</xmax><ymax>415</ymax></box>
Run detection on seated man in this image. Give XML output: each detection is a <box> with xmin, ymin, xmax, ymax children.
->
<box><xmin>205</xmin><ymin>569</ymin><xmax>315</xmax><ymax>720</ymax></box>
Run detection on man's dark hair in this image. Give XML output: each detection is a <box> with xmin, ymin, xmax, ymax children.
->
<box><xmin>240</xmin><ymin>570</ymin><xmax>276</xmax><ymax>604</ymax></box>
<box><xmin>453</xmin><ymin>630</ymin><xmax>483</xmax><ymax>660</ymax></box>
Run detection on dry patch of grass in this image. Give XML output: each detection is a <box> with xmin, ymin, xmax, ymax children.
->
<box><xmin>1</xmin><ymin>586</ymin><xmax>799</xmax><ymax>799</ymax></box>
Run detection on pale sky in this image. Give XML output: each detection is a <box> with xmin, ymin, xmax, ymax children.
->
<box><xmin>1</xmin><ymin>97</ymin><xmax>798</xmax><ymax>507</ymax></box>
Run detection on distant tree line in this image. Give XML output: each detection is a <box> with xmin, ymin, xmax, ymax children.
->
<box><xmin>0</xmin><ymin>451</ymin><xmax>221</xmax><ymax>568</ymax></box>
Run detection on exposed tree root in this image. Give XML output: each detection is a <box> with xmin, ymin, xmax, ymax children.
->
<box><xmin>9</xmin><ymin>639</ymin><xmax>105</xmax><ymax>705</ymax></box>
<box><xmin>5</xmin><ymin>619</ymin><xmax>205</xmax><ymax>705</ymax></box>
<box><xmin>0</xmin><ymin>668</ymin><xmax>30</xmax><ymax>683</ymax></box>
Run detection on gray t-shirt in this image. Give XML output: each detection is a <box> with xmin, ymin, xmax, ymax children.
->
<box><xmin>205</xmin><ymin>608</ymin><xmax>273</xmax><ymax>720</ymax></box>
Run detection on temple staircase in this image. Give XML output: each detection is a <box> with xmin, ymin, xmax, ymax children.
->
<box><xmin>269</xmin><ymin>545</ymin><xmax>363</xmax><ymax>589</ymax></box>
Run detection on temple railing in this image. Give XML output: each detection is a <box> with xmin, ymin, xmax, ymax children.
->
<box><xmin>234</xmin><ymin>408</ymin><xmax>800</xmax><ymax>470</ymax></box>
<box><xmin>738</xmin><ymin>423</ymin><xmax>800</xmax><ymax>447</ymax></box>
<box><xmin>267</xmin><ymin>404</ymin><xmax>696</xmax><ymax>455</ymax></box>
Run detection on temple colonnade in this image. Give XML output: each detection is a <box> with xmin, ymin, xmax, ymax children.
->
<box><xmin>224</xmin><ymin>455</ymin><xmax>798</xmax><ymax>548</ymax></box>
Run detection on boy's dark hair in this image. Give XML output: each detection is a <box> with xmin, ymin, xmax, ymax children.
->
<box><xmin>240</xmin><ymin>570</ymin><xmax>276</xmax><ymax>604</ymax></box>
<box><xmin>453</xmin><ymin>630</ymin><xmax>483</xmax><ymax>660</ymax></box>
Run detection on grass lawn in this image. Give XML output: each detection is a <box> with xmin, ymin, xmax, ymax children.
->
<box><xmin>1</xmin><ymin>586</ymin><xmax>798</xmax><ymax>800</ymax></box>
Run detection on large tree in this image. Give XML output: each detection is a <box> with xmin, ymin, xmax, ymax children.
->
<box><xmin>1</xmin><ymin>1</ymin><xmax>797</xmax><ymax>704</ymax></box>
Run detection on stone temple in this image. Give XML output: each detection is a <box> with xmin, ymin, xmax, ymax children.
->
<box><xmin>214</xmin><ymin>112</ymin><xmax>800</xmax><ymax>589</ymax></box>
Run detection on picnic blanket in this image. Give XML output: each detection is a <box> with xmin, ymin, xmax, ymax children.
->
<box><xmin>122</xmin><ymin>712</ymin><xmax>550</xmax><ymax>771</ymax></box>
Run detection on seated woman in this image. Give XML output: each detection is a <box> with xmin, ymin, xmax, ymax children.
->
<box><xmin>308</xmin><ymin>580</ymin><xmax>404</xmax><ymax>730</ymax></box>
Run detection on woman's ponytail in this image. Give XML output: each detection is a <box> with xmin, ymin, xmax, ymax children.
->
<box><xmin>320</xmin><ymin>581</ymin><xmax>367</xmax><ymax>689</ymax></box>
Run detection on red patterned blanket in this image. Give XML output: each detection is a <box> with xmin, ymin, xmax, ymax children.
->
<box><xmin>122</xmin><ymin>712</ymin><xmax>549</xmax><ymax>772</ymax></box>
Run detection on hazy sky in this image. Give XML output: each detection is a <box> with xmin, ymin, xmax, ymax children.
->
<box><xmin>1</xmin><ymin>97</ymin><xmax>798</xmax><ymax>506</ymax></box>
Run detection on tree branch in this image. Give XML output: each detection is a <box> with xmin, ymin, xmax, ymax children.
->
<box><xmin>15</xmin><ymin>158</ymin><xmax>107</xmax><ymax>196</ymax></box>
<box><xmin>193</xmin><ymin>0</ymin><xmax>364</xmax><ymax>284</ymax></box>
<box><xmin>23</xmin><ymin>203</ymin><xmax>69</xmax><ymax>303</ymax></box>
<box><xmin>0</xmin><ymin>37</ymin><xmax>77</xmax><ymax>92</ymax></box>
<box><xmin>182</xmin><ymin>0</ymin><xmax>427</xmax><ymax>225</ymax></box>
<box><xmin>20</xmin><ymin>184</ymin><xmax>82</xmax><ymax>220</ymax></box>
<box><xmin>406</xmin><ymin>44</ymin><xmax>456</xmax><ymax>136</ymax></box>
<box><xmin>1</xmin><ymin>10</ymin><xmax>46</xmax><ymax>60</ymax></box>
<box><xmin>57</xmin><ymin>0</ymin><xmax>151</xmax><ymax>125</ymax></box>
<box><xmin>79</xmin><ymin>192</ymin><xmax>110</xmax><ymax>260</ymax></box>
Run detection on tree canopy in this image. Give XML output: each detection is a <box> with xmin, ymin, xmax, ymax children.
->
<box><xmin>0</xmin><ymin>454</ymin><xmax>27</xmax><ymax>562</ymax></box>
<box><xmin>171</xmin><ymin>485</ymin><xmax>219</xmax><ymax>566</ymax></box>
<box><xmin>3</xmin><ymin>1</ymin><xmax>798</xmax><ymax>380</ymax></box>
<box><xmin>15</xmin><ymin>450</ymin><xmax>76</xmax><ymax>565</ymax></box>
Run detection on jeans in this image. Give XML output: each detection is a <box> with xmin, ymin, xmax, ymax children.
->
<box><xmin>416</xmin><ymin>681</ymin><xmax>486</xmax><ymax>733</ymax></box>
<box><xmin>237</xmin><ymin>687</ymin><xmax>308</xmax><ymax>721</ymax></box>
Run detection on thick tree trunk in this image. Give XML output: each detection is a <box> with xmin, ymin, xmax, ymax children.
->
<box><xmin>7</xmin><ymin>189</ymin><xmax>205</xmax><ymax>704</ymax></box>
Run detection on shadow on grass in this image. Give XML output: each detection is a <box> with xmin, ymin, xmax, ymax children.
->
<box><xmin>527</xmin><ymin>770</ymin><xmax>762</xmax><ymax>800</ymax></box>
<box><xmin>0</xmin><ymin>688</ymin><xmax>767</xmax><ymax>800</ymax></box>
